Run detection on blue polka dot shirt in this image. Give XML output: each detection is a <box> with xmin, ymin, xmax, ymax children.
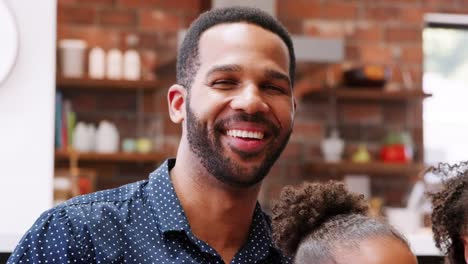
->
<box><xmin>8</xmin><ymin>159</ymin><xmax>289</xmax><ymax>264</ymax></box>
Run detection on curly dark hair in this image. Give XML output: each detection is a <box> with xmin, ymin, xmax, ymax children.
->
<box><xmin>272</xmin><ymin>181</ymin><xmax>409</xmax><ymax>263</ymax></box>
<box><xmin>177</xmin><ymin>6</ymin><xmax>296</xmax><ymax>90</ymax></box>
<box><xmin>427</xmin><ymin>162</ymin><xmax>468</xmax><ymax>264</ymax></box>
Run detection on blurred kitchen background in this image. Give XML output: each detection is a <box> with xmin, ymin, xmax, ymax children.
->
<box><xmin>3</xmin><ymin>0</ymin><xmax>468</xmax><ymax>262</ymax></box>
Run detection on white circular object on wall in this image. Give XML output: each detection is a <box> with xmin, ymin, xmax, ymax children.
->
<box><xmin>0</xmin><ymin>0</ymin><xmax>19</xmax><ymax>85</ymax></box>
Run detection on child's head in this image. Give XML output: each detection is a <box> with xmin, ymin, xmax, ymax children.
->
<box><xmin>272</xmin><ymin>181</ymin><xmax>417</xmax><ymax>264</ymax></box>
<box><xmin>428</xmin><ymin>163</ymin><xmax>468</xmax><ymax>264</ymax></box>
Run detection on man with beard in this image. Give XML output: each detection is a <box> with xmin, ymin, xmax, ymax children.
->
<box><xmin>8</xmin><ymin>6</ymin><xmax>295</xmax><ymax>264</ymax></box>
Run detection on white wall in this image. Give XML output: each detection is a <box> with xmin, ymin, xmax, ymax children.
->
<box><xmin>0</xmin><ymin>0</ymin><xmax>56</xmax><ymax>252</ymax></box>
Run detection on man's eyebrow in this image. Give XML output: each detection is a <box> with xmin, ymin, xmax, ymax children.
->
<box><xmin>265</xmin><ymin>69</ymin><xmax>291</xmax><ymax>86</ymax></box>
<box><xmin>206</xmin><ymin>64</ymin><xmax>242</xmax><ymax>76</ymax></box>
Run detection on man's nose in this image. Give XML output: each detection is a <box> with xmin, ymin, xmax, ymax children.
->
<box><xmin>230</xmin><ymin>84</ymin><xmax>269</xmax><ymax>114</ymax></box>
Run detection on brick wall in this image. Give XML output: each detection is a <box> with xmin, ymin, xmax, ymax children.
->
<box><xmin>57</xmin><ymin>0</ymin><xmax>460</xmax><ymax>209</ymax></box>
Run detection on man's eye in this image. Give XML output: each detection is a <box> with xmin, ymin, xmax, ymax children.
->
<box><xmin>264</xmin><ymin>84</ymin><xmax>286</xmax><ymax>94</ymax></box>
<box><xmin>212</xmin><ymin>80</ymin><xmax>237</xmax><ymax>88</ymax></box>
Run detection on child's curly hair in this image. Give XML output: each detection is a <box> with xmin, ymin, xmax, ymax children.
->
<box><xmin>272</xmin><ymin>181</ymin><xmax>409</xmax><ymax>263</ymax></box>
<box><xmin>427</xmin><ymin>162</ymin><xmax>468</xmax><ymax>264</ymax></box>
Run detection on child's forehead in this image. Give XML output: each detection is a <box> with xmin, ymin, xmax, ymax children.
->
<box><xmin>334</xmin><ymin>236</ymin><xmax>417</xmax><ymax>264</ymax></box>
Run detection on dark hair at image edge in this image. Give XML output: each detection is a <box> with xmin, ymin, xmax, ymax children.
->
<box><xmin>427</xmin><ymin>162</ymin><xmax>468</xmax><ymax>264</ymax></box>
<box><xmin>177</xmin><ymin>6</ymin><xmax>296</xmax><ymax>90</ymax></box>
<box><xmin>272</xmin><ymin>181</ymin><xmax>410</xmax><ymax>260</ymax></box>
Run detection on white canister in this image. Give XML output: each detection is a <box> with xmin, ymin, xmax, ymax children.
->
<box><xmin>88</xmin><ymin>47</ymin><xmax>105</xmax><ymax>79</ymax></box>
<box><xmin>106</xmin><ymin>49</ymin><xmax>123</xmax><ymax>80</ymax></box>
<box><xmin>123</xmin><ymin>49</ymin><xmax>141</xmax><ymax>80</ymax></box>
<box><xmin>59</xmin><ymin>39</ymin><xmax>87</xmax><ymax>78</ymax></box>
<box><xmin>95</xmin><ymin>120</ymin><xmax>120</xmax><ymax>153</ymax></box>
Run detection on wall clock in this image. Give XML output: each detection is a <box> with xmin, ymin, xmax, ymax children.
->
<box><xmin>0</xmin><ymin>0</ymin><xmax>19</xmax><ymax>85</ymax></box>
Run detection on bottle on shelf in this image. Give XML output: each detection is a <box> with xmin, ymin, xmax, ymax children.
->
<box><xmin>106</xmin><ymin>48</ymin><xmax>123</xmax><ymax>80</ymax></box>
<box><xmin>321</xmin><ymin>129</ymin><xmax>345</xmax><ymax>162</ymax></box>
<box><xmin>123</xmin><ymin>34</ymin><xmax>141</xmax><ymax>81</ymax></box>
<box><xmin>88</xmin><ymin>46</ymin><xmax>105</xmax><ymax>79</ymax></box>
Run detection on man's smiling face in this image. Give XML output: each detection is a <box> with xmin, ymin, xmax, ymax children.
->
<box><xmin>185</xmin><ymin>22</ymin><xmax>295</xmax><ymax>188</ymax></box>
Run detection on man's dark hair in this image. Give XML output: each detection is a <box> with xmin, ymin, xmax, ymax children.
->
<box><xmin>427</xmin><ymin>162</ymin><xmax>468</xmax><ymax>264</ymax></box>
<box><xmin>272</xmin><ymin>181</ymin><xmax>410</xmax><ymax>263</ymax></box>
<box><xmin>177</xmin><ymin>6</ymin><xmax>295</xmax><ymax>90</ymax></box>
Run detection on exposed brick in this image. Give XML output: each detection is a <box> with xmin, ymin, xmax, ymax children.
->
<box><xmin>139</xmin><ymin>10</ymin><xmax>181</xmax><ymax>32</ymax></box>
<box><xmin>382</xmin><ymin>103</ymin><xmax>407</xmax><ymax>126</ymax></box>
<box><xmin>279</xmin><ymin>142</ymin><xmax>303</xmax><ymax>161</ymax></box>
<box><xmin>68</xmin><ymin>94</ymin><xmax>97</xmax><ymax>112</ymax></box>
<box><xmin>141</xmin><ymin>93</ymin><xmax>157</xmax><ymax>113</ymax></box>
<box><xmin>322</xmin><ymin>2</ymin><xmax>358</xmax><ymax>20</ymax></box>
<box><xmin>340</xmin><ymin>124</ymin><xmax>385</xmax><ymax>142</ymax></box>
<box><xmin>347</xmin><ymin>23</ymin><xmax>383</xmax><ymax>43</ymax></box>
<box><xmin>291</xmin><ymin>119</ymin><xmax>324</xmax><ymax>142</ymax></box>
<box><xmin>79</xmin><ymin>0</ymin><xmax>115</xmax><ymax>5</ymax></box>
<box><xmin>376</xmin><ymin>0</ymin><xmax>421</xmax><ymax>4</ymax></box>
<box><xmin>386</xmin><ymin>27</ymin><xmax>422</xmax><ymax>43</ymax></box>
<box><xmin>119</xmin><ymin>0</ymin><xmax>200</xmax><ymax>13</ymax></box>
<box><xmin>355</xmin><ymin>44</ymin><xmax>393</xmax><ymax>64</ymax></box>
<box><xmin>296</xmin><ymin>101</ymin><xmax>330</xmax><ymax>122</ymax></box>
<box><xmin>278</xmin><ymin>19</ymin><xmax>304</xmax><ymax>35</ymax></box>
<box><xmin>58</xmin><ymin>24</ymin><xmax>121</xmax><ymax>48</ymax></box>
<box><xmin>390</xmin><ymin>65</ymin><xmax>404</xmax><ymax>84</ymax></box>
<box><xmin>277</xmin><ymin>0</ymin><xmax>321</xmax><ymax>20</ymax></box>
<box><xmin>400</xmin><ymin>7</ymin><xmax>425</xmax><ymax>25</ymax></box>
<box><xmin>58</xmin><ymin>0</ymin><xmax>77</xmax><ymax>6</ymax></box>
<box><xmin>97</xmin><ymin>93</ymin><xmax>137</xmax><ymax>112</ymax></box>
<box><xmin>345</xmin><ymin>45</ymin><xmax>360</xmax><ymax>61</ymax></box>
<box><xmin>364</xmin><ymin>6</ymin><xmax>401</xmax><ymax>22</ymax></box>
<box><xmin>140</xmin><ymin>50</ymin><xmax>159</xmax><ymax>80</ymax></box>
<box><xmin>402</xmin><ymin>46</ymin><xmax>423</xmax><ymax>64</ymax></box>
<box><xmin>183</xmin><ymin>14</ymin><xmax>199</xmax><ymax>28</ymax></box>
<box><xmin>304</xmin><ymin>144</ymin><xmax>322</xmax><ymax>161</ymax></box>
<box><xmin>304</xmin><ymin>20</ymin><xmax>346</xmax><ymax>38</ymax></box>
<box><xmin>118</xmin><ymin>0</ymin><xmax>159</xmax><ymax>8</ymax></box>
<box><xmin>99</xmin><ymin>9</ymin><xmax>137</xmax><ymax>27</ymax></box>
<box><xmin>58</xmin><ymin>6</ymin><xmax>96</xmax><ymax>25</ymax></box>
<box><xmin>155</xmin><ymin>0</ymin><xmax>201</xmax><ymax>13</ymax></box>
<box><xmin>163</xmin><ymin>116</ymin><xmax>181</xmax><ymax>136</ymax></box>
<box><xmin>422</xmin><ymin>0</ymin><xmax>458</xmax><ymax>9</ymax></box>
<box><xmin>282</xmin><ymin>162</ymin><xmax>304</xmax><ymax>183</ymax></box>
<box><xmin>154</xmin><ymin>89</ymin><xmax>169</xmax><ymax>113</ymax></box>
<box><xmin>339</xmin><ymin>103</ymin><xmax>383</xmax><ymax>125</ymax></box>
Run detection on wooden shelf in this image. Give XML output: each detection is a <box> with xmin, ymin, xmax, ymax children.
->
<box><xmin>302</xmin><ymin>88</ymin><xmax>431</xmax><ymax>101</ymax></box>
<box><xmin>56</xmin><ymin>76</ymin><xmax>160</xmax><ymax>91</ymax></box>
<box><xmin>55</xmin><ymin>150</ymin><xmax>166</xmax><ymax>163</ymax></box>
<box><xmin>303</xmin><ymin>161</ymin><xmax>426</xmax><ymax>176</ymax></box>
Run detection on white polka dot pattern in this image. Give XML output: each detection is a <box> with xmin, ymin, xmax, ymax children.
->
<box><xmin>7</xmin><ymin>159</ymin><xmax>290</xmax><ymax>264</ymax></box>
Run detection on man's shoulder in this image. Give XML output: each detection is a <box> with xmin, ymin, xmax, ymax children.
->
<box><xmin>61</xmin><ymin>179</ymin><xmax>148</xmax><ymax>207</ymax></box>
<box><xmin>46</xmin><ymin>179</ymin><xmax>150</xmax><ymax>224</ymax></box>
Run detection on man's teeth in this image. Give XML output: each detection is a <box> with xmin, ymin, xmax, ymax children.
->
<box><xmin>226</xmin><ymin>130</ymin><xmax>264</xmax><ymax>139</ymax></box>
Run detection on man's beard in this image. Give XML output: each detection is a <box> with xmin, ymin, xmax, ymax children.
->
<box><xmin>185</xmin><ymin>100</ymin><xmax>292</xmax><ymax>188</ymax></box>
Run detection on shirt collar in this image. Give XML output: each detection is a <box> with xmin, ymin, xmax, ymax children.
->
<box><xmin>146</xmin><ymin>159</ymin><xmax>190</xmax><ymax>233</ymax></box>
<box><xmin>145</xmin><ymin>158</ymin><xmax>283</xmax><ymax>260</ymax></box>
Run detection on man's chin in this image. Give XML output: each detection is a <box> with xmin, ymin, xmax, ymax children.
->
<box><xmin>217</xmin><ymin>173</ymin><xmax>266</xmax><ymax>188</ymax></box>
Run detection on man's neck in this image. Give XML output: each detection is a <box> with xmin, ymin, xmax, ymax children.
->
<box><xmin>170</xmin><ymin>153</ymin><xmax>261</xmax><ymax>263</ymax></box>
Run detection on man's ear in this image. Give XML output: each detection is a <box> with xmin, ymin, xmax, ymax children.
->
<box><xmin>168</xmin><ymin>84</ymin><xmax>186</xmax><ymax>124</ymax></box>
